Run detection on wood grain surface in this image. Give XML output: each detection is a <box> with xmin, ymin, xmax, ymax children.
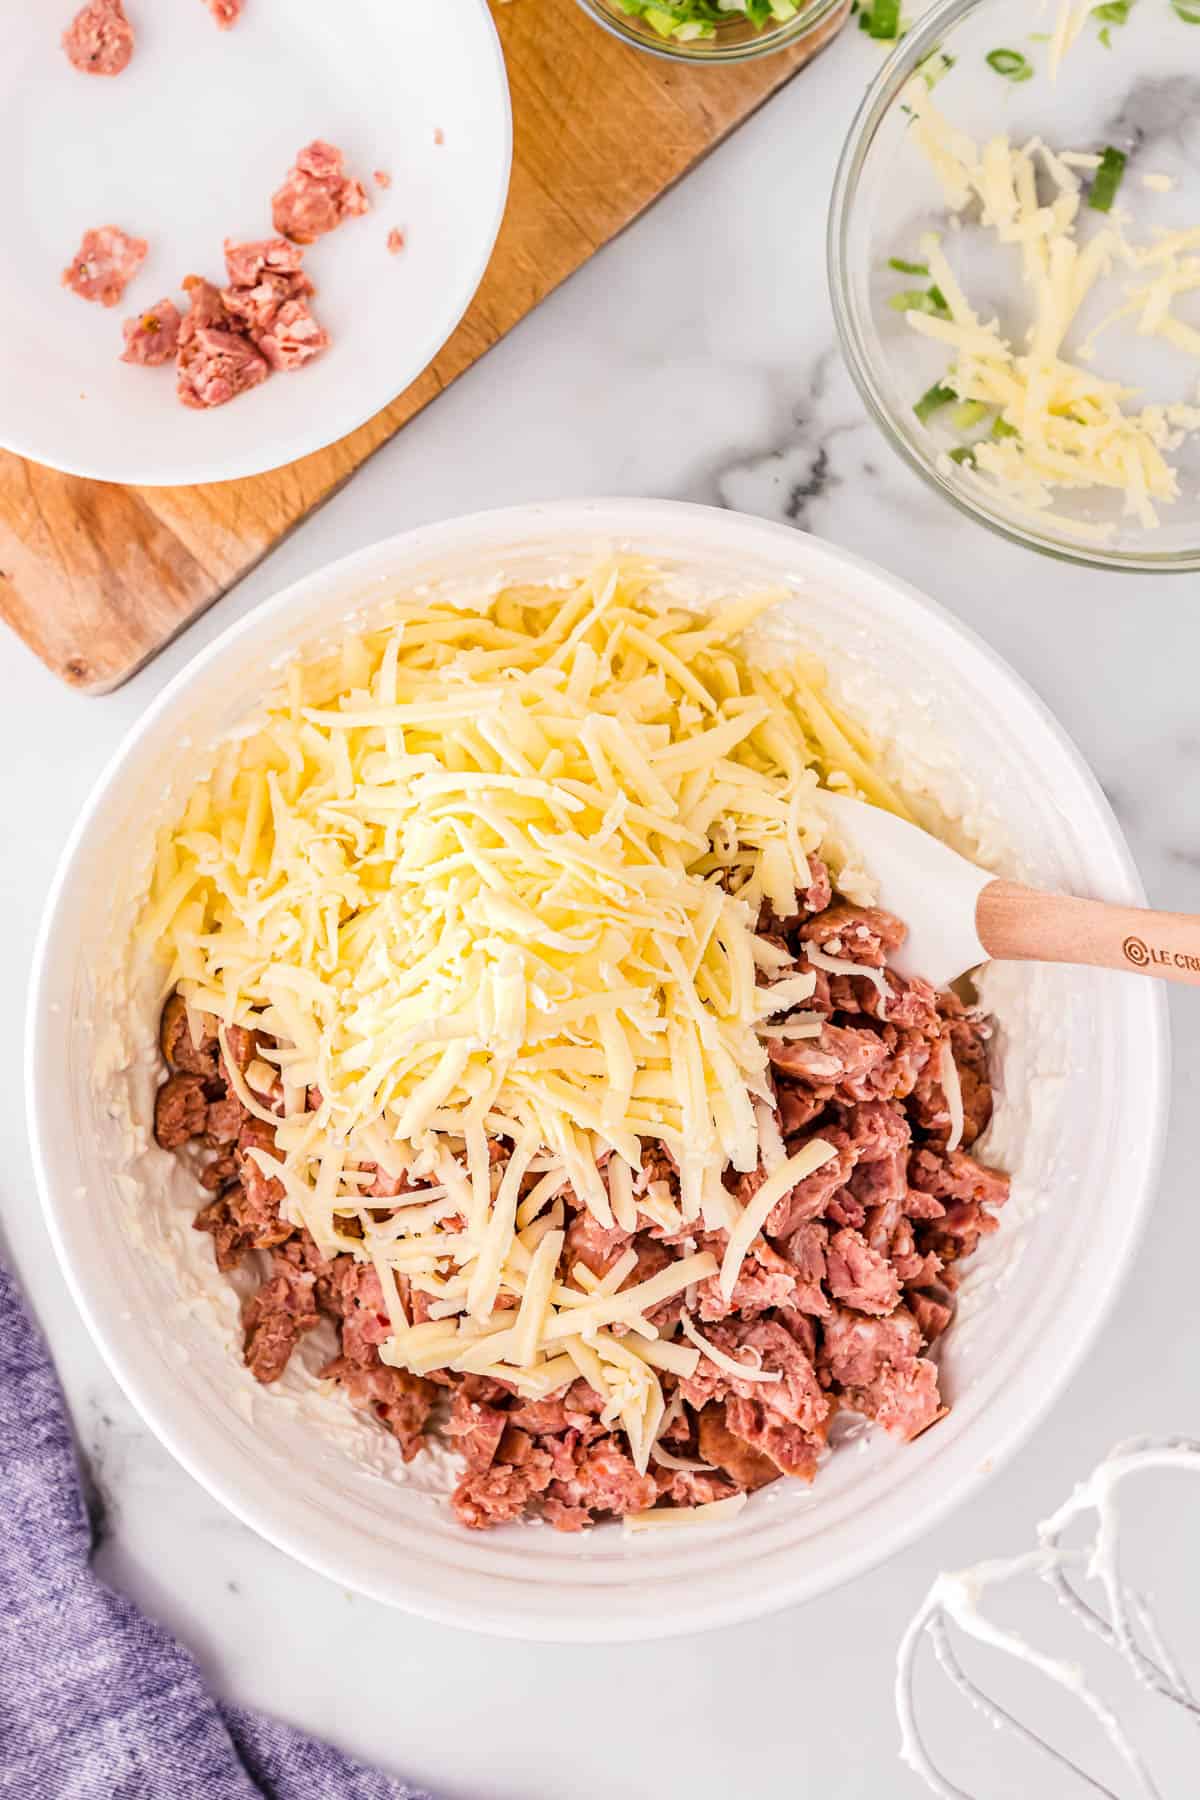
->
<box><xmin>0</xmin><ymin>0</ymin><xmax>848</xmax><ymax>694</ymax></box>
<box><xmin>977</xmin><ymin>880</ymin><xmax>1200</xmax><ymax>989</ymax></box>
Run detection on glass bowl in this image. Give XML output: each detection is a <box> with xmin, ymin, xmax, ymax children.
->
<box><xmin>574</xmin><ymin>0</ymin><xmax>849</xmax><ymax>64</ymax></box>
<box><xmin>828</xmin><ymin>0</ymin><xmax>1200</xmax><ymax>572</ymax></box>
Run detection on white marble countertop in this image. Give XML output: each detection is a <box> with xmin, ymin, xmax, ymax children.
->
<box><xmin>4</xmin><ymin>19</ymin><xmax>1200</xmax><ymax>1798</ymax></box>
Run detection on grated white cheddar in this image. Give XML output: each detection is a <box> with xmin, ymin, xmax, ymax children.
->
<box><xmin>1047</xmin><ymin>0</ymin><xmax>1090</xmax><ymax>84</ymax></box>
<box><xmin>940</xmin><ymin>1038</ymin><xmax>965</xmax><ymax>1156</ymax></box>
<box><xmin>623</xmin><ymin>1492</ymin><xmax>747</xmax><ymax>1534</ymax></box>
<box><xmin>680</xmin><ymin>1310</ymin><xmax>782</xmax><ymax>1387</ymax></box>
<box><xmin>649</xmin><ymin>1442</ymin><xmax>716</xmax><ymax>1474</ymax></box>
<box><xmin>900</xmin><ymin>81</ymin><xmax>1200</xmax><ymax>534</ymax></box>
<box><xmin>718</xmin><ymin>1137</ymin><xmax>837</xmax><ymax>1303</ymax></box>
<box><xmin>803</xmin><ymin>944</ymin><xmax>889</xmax><ymax>1015</ymax></box>
<box><xmin>145</xmin><ymin>565</ymin><xmax>906</xmax><ymax>1425</ymax></box>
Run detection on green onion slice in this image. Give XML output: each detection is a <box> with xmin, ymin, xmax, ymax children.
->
<box><xmin>867</xmin><ymin>0</ymin><xmax>901</xmax><ymax>37</ymax></box>
<box><xmin>1088</xmin><ymin>146</ymin><xmax>1127</xmax><ymax>213</ymax></box>
<box><xmin>889</xmin><ymin>288</ymin><xmax>950</xmax><ymax>318</ymax></box>
<box><xmin>986</xmin><ymin>47</ymin><xmax>1033</xmax><ymax>80</ymax></box>
<box><xmin>917</xmin><ymin>48</ymin><xmax>955</xmax><ymax>87</ymax></box>
<box><xmin>615</xmin><ymin>0</ymin><xmax>790</xmax><ymax>37</ymax></box>
<box><xmin>914</xmin><ymin>382</ymin><xmax>957</xmax><ymax>424</ymax></box>
<box><xmin>950</xmin><ymin>400</ymin><xmax>989</xmax><ymax>432</ymax></box>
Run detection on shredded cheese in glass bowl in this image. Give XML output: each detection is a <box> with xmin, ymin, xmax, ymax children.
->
<box><xmin>829</xmin><ymin>0</ymin><xmax>1200</xmax><ymax>571</ymax></box>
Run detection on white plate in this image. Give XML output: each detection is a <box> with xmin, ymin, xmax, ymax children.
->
<box><xmin>26</xmin><ymin>501</ymin><xmax>1169</xmax><ymax>1642</ymax></box>
<box><xmin>0</xmin><ymin>0</ymin><xmax>511</xmax><ymax>485</ymax></box>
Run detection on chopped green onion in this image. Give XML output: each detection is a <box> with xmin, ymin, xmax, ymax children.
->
<box><xmin>914</xmin><ymin>382</ymin><xmax>957</xmax><ymax>423</ymax></box>
<box><xmin>1088</xmin><ymin>146</ymin><xmax>1127</xmax><ymax>213</ymax></box>
<box><xmin>991</xmin><ymin>416</ymin><xmax>1019</xmax><ymax>440</ymax></box>
<box><xmin>947</xmin><ymin>446</ymin><xmax>976</xmax><ymax>466</ymax></box>
<box><xmin>613</xmin><ymin>0</ymin><xmax>800</xmax><ymax>37</ymax></box>
<box><xmin>986</xmin><ymin>47</ymin><xmax>1033</xmax><ymax>80</ymax></box>
<box><xmin>950</xmin><ymin>401</ymin><xmax>989</xmax><ymax>432</ymax></box>
<box><xmin>888</xmin><ymin>257</ymin><xmax>930</xmax><ymax>275</ymax></box>
<box><xmin>1171</xmin><ymin>0</ymin><xmax>1200</xmax><ymax>20</ymax></box>
<box><xmin>1094</xmin><ymin>0</ymin><xmax>1136</xmax><ymax>41</ymax></box>
<box><xmin>917</xmin><ymin>48</ymin><xmax>955</xmax><ymax>87</ymax></box>
<box><xmin>866</xmin><ymin>0</ymin><xmax>901</xmax><ymax>35</ymax></box>
<box><xmin>890</xmin><ymin>287</ymin><xmax>950</xmax><ymax>318</ymax></box>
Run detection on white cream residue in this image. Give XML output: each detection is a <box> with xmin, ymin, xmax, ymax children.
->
<box><xmin>897</xmin><ymin>1438</ymin><xmax>1200</xmax><ymax>1800</ymax></box>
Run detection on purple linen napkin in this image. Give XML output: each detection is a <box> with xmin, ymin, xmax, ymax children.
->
<box><xmin>0</xmin><ymin>1257</ymin><xmax>429</xmax><ymax>1800</ymax></box>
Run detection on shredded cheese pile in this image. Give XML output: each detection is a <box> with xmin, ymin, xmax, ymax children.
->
<box><xmin>1047</xmin><ymin>0</ymin><xmax>1091</xmax><ymax>83</ymax></box>
<box><xmin>902</xmin><ymin>80</ymin><xmax>1200</xmax><ymax>534</ymax></box>
<box><xmin>145</xmin><ymin>563</ymin><xmax>901</xmax><ymax>1478</ymax></box>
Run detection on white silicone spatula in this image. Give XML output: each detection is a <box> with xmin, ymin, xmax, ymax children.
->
<box><xmin>819</xmin><ymin>792</ymin><xmax>1200</xmax><ymax>990</ymax></box>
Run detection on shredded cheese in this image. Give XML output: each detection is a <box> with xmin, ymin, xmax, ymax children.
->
<box><xmin>803</xmin><ymin>943</ymin><xmax>890</xmax><ymax>1015</ymax></box>
<box><xmin>754</xmin><ymin>971</ymin><xmax>817</xmax><ymax>1016</ymax></box>
<box><xmin>145</xmin><ymin>565</ymin><xmax>904</xmax><ymax>1417</ymax></box>
<box><xmin>649</xmin><ymin>1443</ymin><xmax>716</xmax><ymax>1474</ymax></box>
<box><xmin>753</xmin><ymin>1097</ymin><xmax>787</xmax><ymax>1174</ymax></box>
<box><xmin>900</xmin><ymin>80</ymin><xmax>1200</xmax><ymax>535</ymax></box>
<box><xmin>940</xmin><ymin>1038</ymin><xmax>965</xmax><ymax>1155</ymax></box>
<box><xmin>1047</xmin><ymin>0</ymin><xmax>1090</xmax><ymax>84</ymax></box>
<box><xmin>680</xmin><ymin>1310</ymin><xmax>782</xmax><ymax>1386</ymax></box>
<box><xmin>718</xmin><ymin>1137</ymin><xmax>838</xmax><ymax>1302</ymax></box>
<box><xmin>626</xmin><ymin>1335</ymin><xmax>701</xmax><ymax>1379</ymax></box>
<box><xmin>216</xmin><ymin>1026</ymin><xmax>279</xmax><ymax>1127</ymax></box>
<box><xmin>624</xmin><ymin>1492</ymin><xmax>747</xmax><ymax>1534</ymax></box>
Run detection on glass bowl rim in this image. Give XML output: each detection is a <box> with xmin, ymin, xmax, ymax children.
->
<box><xmin>573</xmin><ymin>0</ymin><xmax>849</xmax><ymax>64</ymax></box>
<box><xmin>825</xmin><ymin>0</ymin><xmax>1200</xmax><ymax>575</ymax></box>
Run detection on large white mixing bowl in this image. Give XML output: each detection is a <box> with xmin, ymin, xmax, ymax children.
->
<box><xmin>26</xmin><ymin>500</ymin><xmax>1168</xmax><ymax>1641</ymax></box>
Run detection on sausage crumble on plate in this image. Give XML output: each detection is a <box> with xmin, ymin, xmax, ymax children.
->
<box><xmin>62</xmin><ymin>0</ymin><xmax>134</xmax><ymax>76</ymax></box>
<box><xmin>62</xmin><ymin>225</ymin><xmax>147</xmax><ymax>308</ymax></box>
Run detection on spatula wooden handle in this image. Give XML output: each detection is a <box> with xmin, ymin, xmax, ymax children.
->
<box><xmin>977</xmin><ymin>880</ymin><xmax>1200</xmax><ymax>988</ymax></box>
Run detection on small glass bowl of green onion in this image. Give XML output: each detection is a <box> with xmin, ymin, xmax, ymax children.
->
<box><xmin>574</xmin><ymin>0</ymin><xmax>850</xmax><ymax>63</ymax></box>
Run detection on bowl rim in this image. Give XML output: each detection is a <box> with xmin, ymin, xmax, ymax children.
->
<box><xmin>571</xmin><ymin>0</ymin><xmax>847</xmax><ymax>64</ymax></box>
<box><xmin>0</xmin><ymin>0</ymin><xmax>513</xmax><ymax>488</ymax></box>
<box><xmin>825</xmin><ymin>0</ymin><xmax>1200</xmax><ymax>575</ymax></box>
<box><xmin>25</xmin><ymin>498</ymin><xmax>1171</xmax><ymax>1640</ymax></box>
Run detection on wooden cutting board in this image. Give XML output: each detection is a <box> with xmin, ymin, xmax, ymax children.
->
<box><xmin>0</xmin><ymin>0</ymin><xmax>848</xmax><ymax>695</ymax></box>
